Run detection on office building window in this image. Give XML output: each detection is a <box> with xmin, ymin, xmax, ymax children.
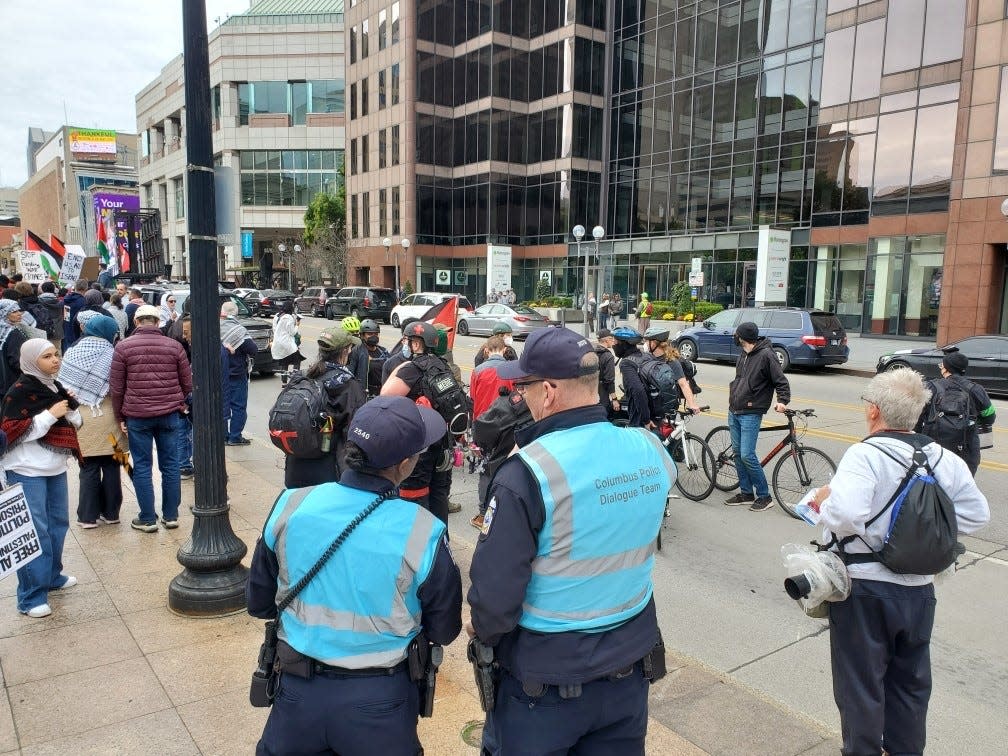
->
<box><xmin>391</xmin><ymin>2</ymin><xmax>400</xmax><ymax>43</ymax></box>
<box><xmin>362</xmin><ymin>18</ymin><xmax>369</xmax><ymax>58</ymax></box>
<box><xmin>361</xmin><ymin>134</ymin><xmax>369</xmax><ymax>172</ymax></box>
<box><xmin>379</xmin><ymin>129</ymin><xmax>387</xmax><ymax>168</ymax></box>
<box><xmin>211</xmin><ymin>85</ymin><xmax>221</xmax><ymax>124</ymax></box>
<box><xmin>379</xmin><ymin>69</ymin><xmax>387</xmax><ymax>109</ymax></box>
<box><xmin>239</xmin><ymin>149</ymin><xmax>344</xmax><ymax>206</ymax></box>
<box><xmin>141</xmin><ymin>130</ymin><xmax>150</xmax><ymax>158</ymax></box>
<box><xmin>351</xmin><ymin>194</ymin><xmax>359</xmax><ymax>239</ymax></box>
<box><xmin>995</xmin><ymin>66</ymin><xmax>1008</xmax><ymax>172</ymax></box>
<box><xmin>238</xmin><ymin>80</ymin><xmax>346</xmax><ymax>125</ymax></box>
<box><xmin>391</xmin><ymin>63</ymin><xmax>400</xmax><ymax>104</ymax></box>
<box><xmin>378</xmin><ymin>9</ymin><xmax>387</xmax><ymax>50</ymax></box>
<box><xmin>362</xmin><ymin>191</ymin><xmax>370</xmax><ymax>238</ymax></box>
<box><xmin>391</xmin><ymin>125</ymin><xmax>400</xmax><ymax>165</ymax></box>
<box><xmin>391</xmin><ymin>186</ymin><xmax>400</xmax><ymax>234</ymax></box>
<box><xmin>361</xmin><ymin>77</ymin><xmax>369</xmax><ymax>116</ymax></box>
<box><xmin>350</xmin><ymin>138</ymin><xmax>357</xmax><ymax>175</ymax></box>
<box><xmin>292</xmin><ymin>82</ymin><xmax>309</xmax><ymax>125</ymax></box>
<box><xmin>174</xmin><ymin>179</ymin><xmax>185</xmax><ymax>219</ymax></box>
<box><xmin>350</xmin><ymin>83</ymin><xmax>357</xmax><ymax>119</ymax></box>
<box><xmin>350</xmin><ymin>25</ymin><xmax>357</xmax><ymax>64</ymax></box>
<box><xmin>379</xmin><ymin>189</ymin><xmax>387</xmax><ymax>236</ymax></box>
<box><xmin>312</xmin><ymin>79</ymin><xmax>345</xmax><ymax>114</ymax></box>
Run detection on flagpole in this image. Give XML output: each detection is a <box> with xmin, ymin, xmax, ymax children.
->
<box><xmin>168</xmin><ymin>0</ymin><xmax>248</xmax><ymax>616</ymax></box>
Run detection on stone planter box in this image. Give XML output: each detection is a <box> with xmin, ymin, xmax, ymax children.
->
<box><xmin>533</xmin><ymin>307</ymin><xmax>583</xmax><ymax>324</ymax></box>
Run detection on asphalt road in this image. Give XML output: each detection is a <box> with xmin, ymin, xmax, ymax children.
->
<box><xmin>244</xmin><ymin>316</ymin><xmax>1008</xmax><ymax>752</ymax></box>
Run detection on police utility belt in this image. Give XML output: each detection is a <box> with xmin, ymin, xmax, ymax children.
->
<box><xmin>467</xmin><ymin>629</ymin><xmax>667</xmax><ymax>712</ymax></box>
<box><xmin>250</xmin><ymin>490</ymin><xmax>443</xmax><ymax>717</ymax></box>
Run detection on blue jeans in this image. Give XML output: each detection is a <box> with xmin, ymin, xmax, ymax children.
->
<box><xmin>177</xmin><ymin>415</ymin><xmax>193</xmax><ymax>472</ymax></box>
<box><xmin>8</xmin><ymin>471</ymin><xmax>70</xmax><ymax>612</ymax></box>
<box><xmin>127</xmin><ymin>413</ymin><xmax>182</xmax><ymax>523</ymax></box>
<box><xmin>728</xmin><ymin>411</ymin><xmax>768</xmax><ymax>498</ymax></box>
<box><xmin>225</xmin><ymin>375</ymin><xmax>249</xmax><ymax>442</ymax></box>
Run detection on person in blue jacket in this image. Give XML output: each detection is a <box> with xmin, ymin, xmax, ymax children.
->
<box><xmin>466</xmin><ymin>327</ymin><xmax>677</xmax><ymax>755</ymax></box>
<box><xmin>247</xmin><ymin>396</ymin><xmax>462</xmax><ymax>756</ymax></box>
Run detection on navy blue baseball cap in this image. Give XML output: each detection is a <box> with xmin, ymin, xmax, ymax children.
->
<box><xmin>496</xmin><ymin>327</ymin><xmax>597</xmax><ymax>380</ymax></box>
<box><xmin>348</xmin><ymin>396</ymin><xmax>446</xmax><ymax>468</ymax></box>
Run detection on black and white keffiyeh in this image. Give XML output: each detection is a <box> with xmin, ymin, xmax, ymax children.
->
<box><xmin>58</xmin><ymin>336</ymin><xmax>115</xmax><ymax>413</ymax></box>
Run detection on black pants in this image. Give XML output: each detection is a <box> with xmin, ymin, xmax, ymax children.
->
<box><xmin>77</xmin><ymin>455</ymin><xmax>123</xmax><ymax>524</ymax></box>
<box><xmin>829</xmin><ymin>579</ymin><xmax>936</xmax><ymax>756</ymax></box>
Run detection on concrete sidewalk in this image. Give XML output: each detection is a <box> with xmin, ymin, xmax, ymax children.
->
<box><xmin>0</xmin><ymin>441</ymin><xmax>840</xmax><ymax>755</ymax></box>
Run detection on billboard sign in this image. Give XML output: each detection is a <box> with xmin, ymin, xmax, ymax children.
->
<box><xmin>93</xmin><ymin>192</ymin><xmax>140</xmax><ymax>266</ymax></box>
<box><xmin>756</xmin><ymin>226</ymin><xmax>791</xmax><ymax>304</ymax></box>
<box><xmin>241</xmin><ymin>230</ymin><xmax>254</xmax><ymax>259</ymax></box>
<box><xmin>486</xmin><ymin>245</ymin><xmax>512</xmax><ymax>297</ymax></box>
<box><xmin>69</xmin><ymin>128</ymin><xmax>117</xmax><ymax>155</ymax></box>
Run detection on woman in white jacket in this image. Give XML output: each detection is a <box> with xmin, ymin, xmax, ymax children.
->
<box><xmin>271</xmin><ymin>301</ymin><xmax>303</xmax><ymax>377</ymax></box>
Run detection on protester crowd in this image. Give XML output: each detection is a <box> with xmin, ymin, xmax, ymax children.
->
<box><xmin>0</xmin><ymin>272</ymin><xmax>996</xmax><ymax>755</ymax></box>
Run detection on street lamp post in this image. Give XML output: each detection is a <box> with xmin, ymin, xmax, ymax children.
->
<box><xmin>593</xmin><ymin>226</ymin><xmax>606</xmax><ymax>329</ymax></box>
<box><xmin>382</xmin><ymin>237</ymin><xmax>392</xmax><ymax>294</ymax></box>
<box><xmin>277</xmin><ymin>243</ymin><xmax>286</xmax><ymax>290</ymax></box>
<box><xmin>399</xmin><ymin>238</ymin><xmax>411</xmax><ymax>301</ymax></box>
<box><xmin>572</xmin><ymin>225</ymin><xmax>586</xmax><ymax>336</ymax></box>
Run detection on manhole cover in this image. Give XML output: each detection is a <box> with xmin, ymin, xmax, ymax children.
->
<box><xmin>460</xmin><ymin>719</ymin><xmax>484</xmax><ymax>748</ymax></box>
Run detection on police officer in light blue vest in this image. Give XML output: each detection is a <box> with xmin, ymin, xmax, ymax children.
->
<box><xmin>466</xmin><ymin>327</ymin><xmax>677</xmax><ymax>755</ymax></box>
<box><xmin>248</xmin><ymin>396</ymin><xmax>462</xmax><ymax>756</ymax></box>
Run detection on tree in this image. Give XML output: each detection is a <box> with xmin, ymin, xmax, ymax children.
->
<box><xmin>304</xmin><ymin>162</ymin><xmax>351</xmax><ymax>283</ymax></box>
<box><xmin>535</xmin><ymin>274</ymin><xmax>551</xmax><ymax>301</ymax></box>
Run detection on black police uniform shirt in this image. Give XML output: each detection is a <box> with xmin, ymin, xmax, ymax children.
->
<box><xmin>247</xmin><ymin>469</ymin><xmax>463</xmax><ymax>649</ymax></box>
<box><xmin>467</xmin><ymin>404</ymin><xmax>660</xmax><ymax>687</ymax></box>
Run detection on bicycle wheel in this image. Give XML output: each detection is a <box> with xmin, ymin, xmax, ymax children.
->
<box><xmin>772</xmin><ymin>446</ymin><xmax>837</xmax><ymax>519</ymax></box>
<box><xmin>675</xmin><ymin>433</ymin><xmax>716</xmax><ymax>502</ymax></box>
<box><xmin>704</xmin><ymin>425</ymin><xmax>739</xmax><ymax>492</ymax></box>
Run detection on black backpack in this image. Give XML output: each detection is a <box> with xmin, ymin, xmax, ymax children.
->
<box><xmin>826</xmin><ymin>435</ymin><xmax>960</xmax><ymax>575</ymax></box>
<box><xmin>413</xmin><ymin>353</ymin><xmax>472</xmax><ymax>435</ymax></box>
<box><xmin>27</xmin><ymin>303</ymin><xmax>58</xmax><ymax>338</ymax></box>
<box><xmin>268</xmin><ymin>371</ymin><xmax>335</xmax><ymax>458</ymax></box>
<box><xmin>628</xmin><ymin>353</ymin><xmax>681</xmax><ymax>417</ymax></box>
<box><xmin>680</xmin><ymin>358</ymin><xmax>701</xmax><ymax>396</ymax></box>
<box><xmin>920</xmin><ymin>377</ymin><xmax>975</xmax><ymax>454</ymax></box>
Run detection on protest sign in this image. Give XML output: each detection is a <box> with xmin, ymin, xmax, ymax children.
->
<box><xmin>0</xmin><ymin>484</ymin><xmax>41</xmax><ymax>580</ymax></box>
<box><xmin>59</xmin><ymin>245</ymin><xmax>87</xmax><ymax>287</ymax></box>
<box><xmin>18</xmin><ymin>251</ymin><xmax>51</xmax><ymax>284</ymax></box>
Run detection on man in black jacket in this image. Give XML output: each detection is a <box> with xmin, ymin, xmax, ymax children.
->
<box><xmin>594</xmin><ymin>329</ymin><xmax>619</xmax><ymax>418</ymax></box>
<box><xmin>725</xmin><ymin>322</ymin><xmax>790</xmax><ymax>512</ymax></box>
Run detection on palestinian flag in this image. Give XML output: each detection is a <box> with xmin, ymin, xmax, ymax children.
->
<box><xmin>24</xmin><ymin>230</ymin><xmax>63</xmax><ymax>281</ymax></box>
<box><xmin>49</xmin><ymin>235</ymin><xmax>66</xmax><ymax>254</ymax></box>
<box><xmin>419</xmin><ymin>295</ymin><xmax>459</xmax><ymax>350</ymax></box>
<box><xmin>96</xmin><ymin>215</ymin><xmax>111</xmax><ymax>265</ymax></box>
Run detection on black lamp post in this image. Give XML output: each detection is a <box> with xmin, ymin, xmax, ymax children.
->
<box><xmin>168</xmin><ymin>0</ymin><xmax>248</xmax><ymax>615</ymax></box>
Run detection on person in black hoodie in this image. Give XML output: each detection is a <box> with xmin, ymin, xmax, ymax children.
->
<box><xmin>61</xmin><ymin>279</ymin><xmax>89</xmax><ymax>351</ymax></box>
<box><xmin>725</xmin><ymin>321</ymin><xmax>790</xmax><ymax>512</ymax></box>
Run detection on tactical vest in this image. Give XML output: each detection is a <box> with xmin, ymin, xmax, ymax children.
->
<box><xmin>516</xmin><ymin>422</ymin><xmax>676</xmax><ymax>633</ymax></box>
<box><xmin>264</xmin><ymin>483</ymin><xmax>444</xmax><ymax>667</ymax></box>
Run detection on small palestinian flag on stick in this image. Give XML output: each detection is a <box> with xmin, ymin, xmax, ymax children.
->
<box><xmin>24</xmin><ymin>230</ymin><xmax>63</xmax><ymax>281</ymax></box>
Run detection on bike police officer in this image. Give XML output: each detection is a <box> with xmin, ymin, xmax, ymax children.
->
<box><xmin>248</xmin><ymin>396</ymin><xmax>463</xmax><ymax>755</ymax></box>
<box><xmin>466</xmin><ymin>327</ymin><xmax>677</xmax><ymax>755</ymax></box>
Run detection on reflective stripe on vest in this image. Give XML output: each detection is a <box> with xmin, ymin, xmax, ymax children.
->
<box><xmin>516</xmin><ymin>423</ymin><xmax>674</xmax><ymax>632</ymax></box>
<box><xmin>264</xmin><ymin>483</ymin><xmax>444</xmax><ymax>667</ymax></box>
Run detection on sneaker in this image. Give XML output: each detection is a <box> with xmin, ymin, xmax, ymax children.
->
<box><xmin>98</xmin><ymin>515</ymin><xmax>120</xmax><ymax>525</ymax></box>
<box><xmin>447</xmin><ymin>501</ymin><xmax>462</xmax><ymax>514</ymax></box>
<box><xmin>21</xmin><ymin>603</ymin><xmax>52</xmax><ymax>618</ymax></box>
<box><xmin>180</xmin><ymin>468</ymin><xmax>195</xmax><ymax>480</ymax></box>
<box><xmin>470</xmin><ymin>514</ymin><xmax>484</xmax><ymax>530</ymax></box>
<box><xmin>54</xmin><ymin>576</ymin><xmax>77</xmax><ymax>590</ymax></box>
<box><xmin>724</xmin><ymin>493</ymin><xmax>755</xmax><ymax>506</ymax></box>
<box><xmin>226</xmin><ymin>437</ymin><xmax>252</xmax><ymax>446</ymax></box>
<box><xmin>77</xmin><ymin>521</ymin><xmax>99</xmax><ymax>529</ymax></box>
<box><xmin>161</xmin><ymin>518</ymin><xmax>179</xmax><ymax>529</ymax></box>
<box><xmin>131</xmin><ymin>518</ymin><xmax>159</xmax><ymax>533</ymax></box>
<box><xmin>749</xmin><ymin>496</ymin><xmax>776</xmax><ymax>512</ymax></box>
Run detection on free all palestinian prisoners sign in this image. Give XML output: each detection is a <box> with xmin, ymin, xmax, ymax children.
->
<box><xmin>0</xmin><ymin>484</ymin><xmax>42</xmax><ymax>580</ymax></box>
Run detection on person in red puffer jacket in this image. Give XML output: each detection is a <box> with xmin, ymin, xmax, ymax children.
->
<box><xmin>109</xmin><ymin>305</ymin><xmax>193</xmax><ymax>533</ymax></box>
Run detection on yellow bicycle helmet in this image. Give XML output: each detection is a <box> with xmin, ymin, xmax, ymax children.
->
<box><xmin>341</xmin><ymin>315</ymin><xmax>361</xmax><ymax>334</ymax></box>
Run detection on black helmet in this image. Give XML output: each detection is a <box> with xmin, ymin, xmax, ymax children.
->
<box><xmin>359</xmin><ymin>318</ymin><xmax>380</xmax><ymax>334</ymax></box>
<box><xmin>404</xmin><ymin>320</ymin><xmax>439</xmax><ymax>349</ymax></box>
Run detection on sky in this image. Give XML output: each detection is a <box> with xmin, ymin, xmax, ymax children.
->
<box><xmin>0</xmin><ymin>0</ymin><xmax>254</xmax><ymax>189</ymax></box>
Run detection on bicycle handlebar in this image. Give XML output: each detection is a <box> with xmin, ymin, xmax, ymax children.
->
<box><xmin>783</xmin><ymin>408</ymin><xmax>816</xmax><ymax>418</ymax></box>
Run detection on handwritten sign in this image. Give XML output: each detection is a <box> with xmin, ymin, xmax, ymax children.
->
<box><xmin>59</xmin><ymin>245</ymin><xmax>87</xmax><ymax>287</ymax></box>
<box><xmin>0</xmin><ymin>484</ymin><xmax>42</xmax><ymax>580</ymax></box>
<box><xmin>18</xmin><ymin>252</ymin><xmax>51</xmax><ymax>284</ymax></box>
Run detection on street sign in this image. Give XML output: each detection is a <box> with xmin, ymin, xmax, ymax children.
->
<box><xmin>688</xmin><ymin>271</ymin><xmax>704</xmax><ymax>286</ymax></box>
<box><xmin>436</xmin><ymin>269</ymin><xmax>450</xmax><ymax>286</ymax></box>
<box><xmin>454</xmin><ymin>270</ymin><xmax>467</xmax><ymax>285</ymax></box>
<box><xmin>691</xmin><ymin>287</ymin><xmax>698</xmax><ymax>300</ymax></box>
<box><xmin>691</xmin><ymin>257</ymin><xmax>702</xmax><ymax>273</ymax></box>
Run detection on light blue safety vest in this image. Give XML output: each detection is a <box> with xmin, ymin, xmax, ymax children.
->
<box><xmin>516</xmin><ymin>422</ymin><xmax>676</xmax><ymax>633</ymax></box>
<box><xmin>263</xmin><ymin>483</ymin><xmax>445</xmax><ymax>667</ymax></box>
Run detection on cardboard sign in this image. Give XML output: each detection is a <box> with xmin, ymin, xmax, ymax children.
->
<box><xmin>0</xmin><ymin>484</ymin><xmax>42</xmax><ymax>580</ymax></box>
<box><xmin>59</xmin><ymin>245</ymin><xmax>87</xmax><ymax>287</ymax></box>
<box><xmin>18</xmin><ymin>252</ymin><xmax>52</xmax><ymax>284</ymax></box>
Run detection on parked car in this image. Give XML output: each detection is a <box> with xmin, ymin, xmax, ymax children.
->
<box><xmin>175</xmin><ymin>290</ymin><xmax>277</xmax><ymax>375</ymax></box>
<box><xmin>325</xmin><ymin>286</ymin><xmax>397</xmax><ymax>322</ymax></box>
<box><xmin>876</xmin><ymin>335</ymin><xmax>1008</xmax><ymax>396</ymax></box>
<box><xmin>674</xmin><ymin>306</ymin><xmax>848</xmax><ymax>371</ymax></box>
<box><xmin>457</xmin><ymin>303</ymin><xmax>550</xmax><ymax>338</ymax></box>
<box><xmin>233</xmin><ymin>288</ymin><xmax>261</xmax><ymax>311</ymax></box>
<box><xmin>390</xmin><ymin>292</ymin><xmax>475</xmax><ymax>328</ymax></box>
<box><xmin>248</xmin><ymin>289</ymin><xmax>295</xmax><ymax>317</ymax></box>
<box><xmin>295</xmin><ymin>286</ymin><xmax>342</xmax><ymax>317</ymax></box>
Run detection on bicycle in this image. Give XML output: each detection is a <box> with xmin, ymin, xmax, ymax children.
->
<box><xmin>703</xmin><ymin>409</ymin><xmax>837</xmax><ymax>519</ymax></box>
<box><xmin>655</xmin><ymin>405</ymin><xmax>715</xmax><ymax>502</ymax></box>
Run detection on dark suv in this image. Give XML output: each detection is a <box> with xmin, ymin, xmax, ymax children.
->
<box><xmin>674</xmin><ymin>307</ymin><xmax>848</xmax><ymax>371</ymax></box>
<box><xmin>295</xmin><ymin>286</ymin><xmax>342</xmax><ymax>316</ymax></box>
<box><xmin>178</xmin><ymin>290</ymin><xmax>278</xmax><ymax>376</ymax></box>
<box><xmin>325</xmin><ymin>286</ymin><xmax>396</xmax><ymax>322</ymax></box>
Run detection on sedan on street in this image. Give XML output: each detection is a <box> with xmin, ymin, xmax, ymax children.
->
<box><xmin>250</xmin><ymin>289</ymin><xmax>296</xmax><ymax>317</ymax></box>
<box><xmin>876</xmin><ymin>335</ymin><xmax>1008</xmax><ymax>396</ymax></box>
<box><xmin>456</xmin><ymin>303</ymin><xmax>551</xmax><ymax>338</ymax></box>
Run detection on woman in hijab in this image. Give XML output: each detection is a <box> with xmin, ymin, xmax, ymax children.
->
<box><xmin>0</xmin><ymin>339</ymin><xmax>82</xmax><ymax>618</ymax></box>
<box><xmin>159</xmin><ymin>292</ymin><xmax>181</xmax><ymax>330</ymax></box>
<box><xmin>270</xmin><ymin>300</ymin><xmax>303</xmax><ymax>377</ymax></box>
<box><xmin>0</xmin><ymin>300</ymin><xmax>27</xmax><ymax>394</ymax></box>
<box><xmin>58</xmin><ymin>315</ymin><xmax>127</xmax><ymax>529</ymax></box>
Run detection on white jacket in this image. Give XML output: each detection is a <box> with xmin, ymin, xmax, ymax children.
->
<box><xmin>819</xmin><ymin>433</ymin><xmax>989</xmax><ymax>586</ymax></box>
<box><xmin>271</xmin><ymin>313</ymin><xmax>298</xmax><ymax>360</ymax></box>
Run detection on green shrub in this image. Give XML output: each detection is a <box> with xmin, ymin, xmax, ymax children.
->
<box><xmin>692</xmin><ymin>301</ymin><xmax>724</xmax><ymax>321</ymax></box>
